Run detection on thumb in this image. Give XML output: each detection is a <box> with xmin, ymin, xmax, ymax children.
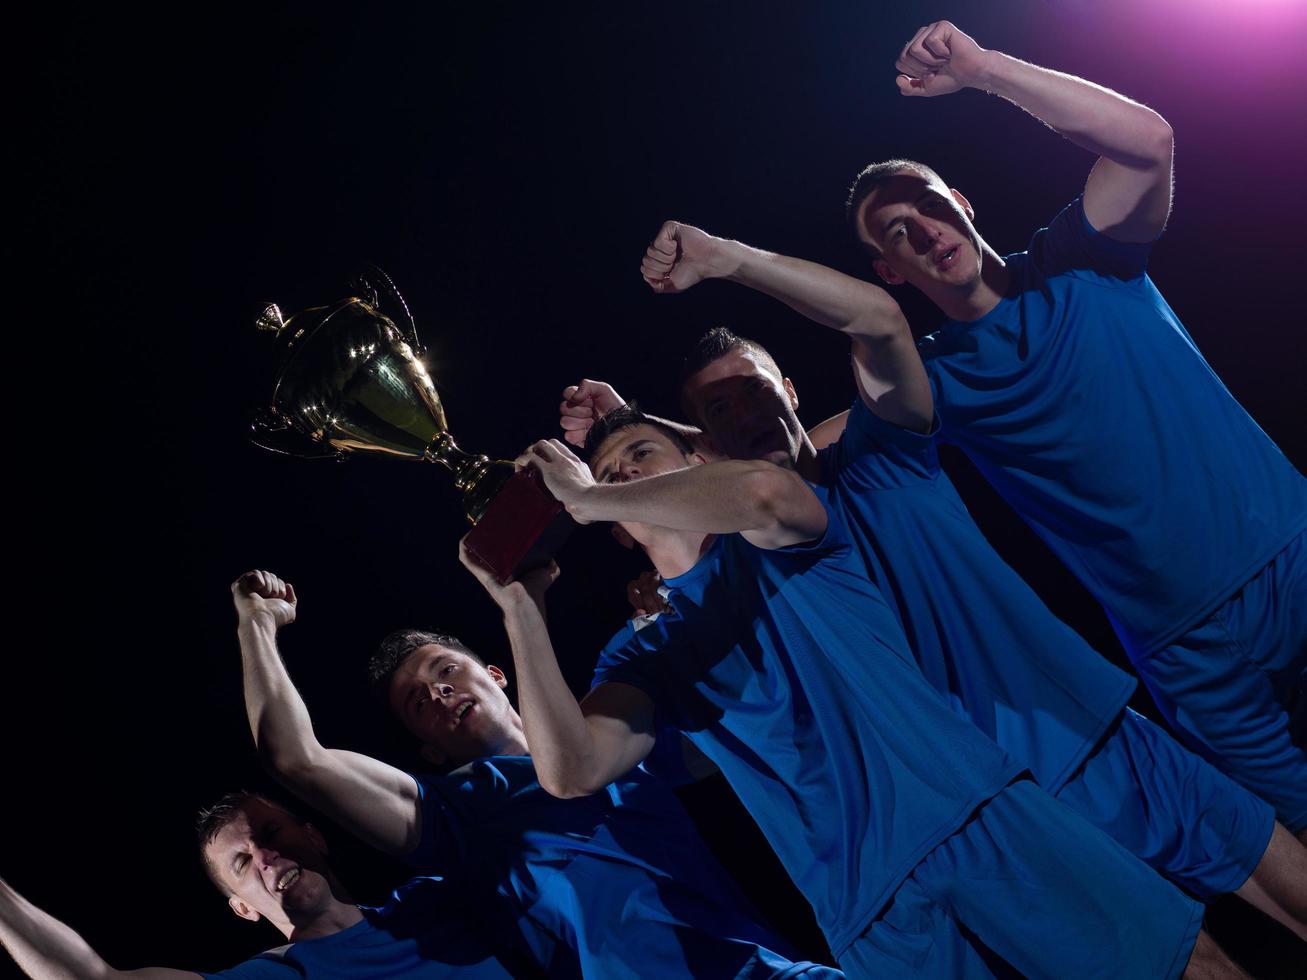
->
<box><xmin>896</xmin><ymin>74</ymin><xmax>927</xmax><ymax>97</ymax></box>
<box><xmin>656</xmin><ymin>221</ymin><xmax>680</xmax><ymax>254</ymax></box>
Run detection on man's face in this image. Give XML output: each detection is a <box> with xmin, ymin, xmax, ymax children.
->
<box><xmin>855</xmin><ymin>170</ymin><xmax>984</xmax><ymax>295</ymax></box>
<box><xmin>387</xmin><ymin>646</ymin><xmax>517</xmax><ymax>766</ymax></box>
<box><xmin>681</xmin><ymin>348</ymin><xmax>802</xmax><ymax>467</ymax></box>
<box><xmin>589</xmin><ymin>423</ymin><xmax>701</xmax><ymax>539</ymax></box>
<box><xmin>589</xmin><ymin>424</ymin><xmax>698</xmax><ymax>485</ymax></box>
<box><xmin>205</xmin><ymin>798</ymin><xmax>335</xmax><ymax>927</ymax></box>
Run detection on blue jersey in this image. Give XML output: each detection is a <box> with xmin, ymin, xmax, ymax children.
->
<box><xmin>405</xmin><ymin>755</ymin><xmax>825</xmax><ymax>979</ymax></box>
<box><xmin>918</xmin><ymin>198</ymin><xmax>1307</xmax><ymax>655</ymax></box>
<box><xmin>819</xmin><ymin>399</ymin><xmax>1135</xmax><ymax>791</ymax></box>
<box><xmin>201</xmin><ymin>876</ymin><xmax>517</xmax><ymax>980</ymax></box>
<box><xmin>593</xmin><ymin>504</ymin><xmax>1021</xmax><ymax>958</ymax></box>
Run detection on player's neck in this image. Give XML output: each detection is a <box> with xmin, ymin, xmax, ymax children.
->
<box><xmin>792</xmin><ymin>436</ymin><xmax>821</xmax><ymax>482</ymax></box>
<box><xmin>931</xmin><ymin>243</ymin><xmax>1010</xmax><ymax>322</ymax></box>
<box><xmin>492</xmin><ymin>713</ymin><xmax>530</xmax><ymax>758</ymax></box>
<box><xmin>283</xmin><ymin>897</ymin><xmax>365</xmax><ymax>942</ymax></box>
<box><xmin>644</xmin><ymin>528</ymin><xmax>716</xmax><ymax>579</ymax></box>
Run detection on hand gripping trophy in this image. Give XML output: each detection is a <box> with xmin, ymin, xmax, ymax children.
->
<box><xmin>251</xmin><ymin>268</ymin><xmax>571</xmax><ymax>582</ymax></box>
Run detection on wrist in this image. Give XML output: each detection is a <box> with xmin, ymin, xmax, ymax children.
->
<box><xmin>237</xmin><ymin>611</ymin><xmax>280</xmax><ymax>635</ymax></box>
<box><xmin>709</xmin><ymin>237</ymin><xmax>750</xmax><ymax>280</ymax></box>
<box><xmin>969</xmin><ymin>48</ymin><xmax>1009</xmax><ymax>95</ymax></box>
<box><xmin>564</xmin><ymin>483</ymin><xmax>600</xmax><ymax>523</ymax></box>
<box><xmin>498</xmin><ymin>584</ymin><xmax>539</xmax><ymax>617</ymax></box>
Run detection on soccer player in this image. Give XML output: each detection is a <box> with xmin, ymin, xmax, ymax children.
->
<box><xmin>462</xmin><ymin>415</ymin><xmax>1237</xmax><ymax>978</ymax></box>
<box><xmin>845</xmin><ymin>21</ymin><xmax>1306</xmax><ymax>838</ymax></box>
<box><xmin>0</xmin><ymin>792</ymin><xmax>523</xmax><ymax>979</ymax></box>
<box><xmin>229</xmin><ymin>570</ymin><xmax>836</xmax><ymax>978</ymax></box>
<box><xmin>615</xmin><ymin>211</ymin><xmax>1307</xmax><ymax>938</ymax></box>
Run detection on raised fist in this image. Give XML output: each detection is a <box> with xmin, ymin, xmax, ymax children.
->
<box><xmin>640</xmin><ymin>221</ymin><xmax>726</xmax><ymax>294</ymax></box>
<box><xmin>895</xmin><ymin>21</ymin><xmax>988</xmax><ymax>98</ymax></box>
<box><xmin>559</xmin><ymin>379</ymin><xmax>625</xmax><ymax>448</ymax></box>
<box><xmin>231</xmin><ymin>570</ymin><xmax>298</xmax><ymax>629</ymax></box>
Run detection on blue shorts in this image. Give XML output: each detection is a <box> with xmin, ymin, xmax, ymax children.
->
<box><xmin>1140</xmin><ymin>529</ymin><xmax>1307</xmax><ymax>832</ymax></box>
<box><xmin>1054</xmin><ymin>709</ymin><xmax>1275</xmax><ymax>898</ymax></box>
<box><xmin>839</xmin><ymin>781</ymin><xmax>1203</xmax><ymax>980</ymax></box>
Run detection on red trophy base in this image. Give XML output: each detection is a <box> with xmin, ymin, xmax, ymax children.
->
<box><xmin>463</xmin><ymin>467</ymin><xmax>574</xmax><ymax>584</ymax></box>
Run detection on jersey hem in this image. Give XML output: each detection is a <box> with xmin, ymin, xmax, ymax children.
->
<box><xmin>1041</xmin><ymin>677</ymin><xmax>1136</xmax><ymax>794</ymax></box>
<box><xmin>825</xmin><ymin>766</ymin><xmax>1025</xmax><ymax>958</ymax></box>
<box><xmin>1124</xmin><ymin>516</ymin><xmax>1307</xmax><ymax>658</ymax></box>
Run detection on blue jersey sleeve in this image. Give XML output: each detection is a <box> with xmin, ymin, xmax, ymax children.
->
<box><xmin>402</xmin><ymin>773</ymin><xmax>462</xmax><ymax>872</ymax></box>
<box><xmin>1031</xmin><ymin>197</ymin><xmax>1153</xmax><ymax>283</ymax></box>
<box><xmin>592</xmin><ymin>620</ymin><xmax>688</xmax><ymax>731</ymax></box>
<box><xmin>830</xmin><ymin>398</ymin><xmax>941</xmax><ymax>492</ymax></box>
<box><xmin>200</xmin><ymin>951</ymin><xmax>295</xmax><ymax>980</ymax></box>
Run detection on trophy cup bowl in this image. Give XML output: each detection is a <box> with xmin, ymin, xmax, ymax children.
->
<box><xmin>251</xmin><ymin>279</ymin><xmax>571</xmax><ymax>583</ymax></box>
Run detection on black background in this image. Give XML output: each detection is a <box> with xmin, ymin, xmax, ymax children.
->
<box><xmin>9</xmin><ymin>1</ymin><xmax>1306</xmax><ymax>976</ymax></box>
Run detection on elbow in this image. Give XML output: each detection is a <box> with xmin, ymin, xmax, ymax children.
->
<box><xmin>1145</xmin><ymin>114</ymin><xmax>1174</xmax><ymax>167</ymax></box>
<box><xmin>257</xmin><ymin>739</ymin><xmax>320</xmax><ymax>784</ymax></box>
<box><xmin>741</xmin><ymin>464</ymin><xmax>797</xmax><ymax>525</ymax></box>
<box><xmin>537</xmin><ymin>766</ymin><xmax>605</xmax><ymax>800</ymax></box>
<box><xmin>846</xmin><ymin>305</ymin><xmax>911</xmax><ymax>345</ymax></box>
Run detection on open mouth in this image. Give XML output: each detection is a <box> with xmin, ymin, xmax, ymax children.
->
<box><xmin>934</xmin><ymin>245</ymin><xmax>959</xmax><ymax>269</ymax></box>
<box><xmin>454</xmin><ymin>700</ymin><xmax>475</xmax><ymax>725</ymax></box>
<box><xmin>276</xmin><ymin>867</ymin><xmax>301</xmax><ymax>893</ymax></box>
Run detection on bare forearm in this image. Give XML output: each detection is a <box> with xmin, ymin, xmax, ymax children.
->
<box><xmin>237</xmin><ymin>618</ymin><xmax>322</xmax><ymax>773</ymax></box>
<box><xmin>571</xmin><ymin>460</ymin><xmax>792</xmax><ymax>531</ymax></box>
<box><xmin>0</xmin><ymin>879</ymin><xmax>188</xmax><ymax>980</ymax></box>
<box><xmin>976</xmin><ymin>51</ymin><xmax>1172</xmax><ymax>168</ymax></box>
<box><xmin>718</xmin><ymin>240</ymin><xmax>910</xmax><ymax>340</ymax></box>
<box><xmin>500</xmin><ymin>599</ymin><xmax>618</xmax><ymax>796</ymax></box>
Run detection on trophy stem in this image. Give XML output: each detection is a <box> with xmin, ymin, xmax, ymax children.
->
<box><xmin>425</xmin><ymin>432</ymin><xmax>512</xmax><ymax>524</ymax></box>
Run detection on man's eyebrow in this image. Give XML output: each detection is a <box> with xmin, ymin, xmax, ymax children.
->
<box><xmin>879</xmin><ymin>189</ymin><xmax>938</xmax><ymax>236</ymax></box>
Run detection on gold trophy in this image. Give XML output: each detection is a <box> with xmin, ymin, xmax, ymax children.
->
<box><xmin>251</xmin><ymin>269</ymin><xmax>571</xmax><ymax>582</ymax></box>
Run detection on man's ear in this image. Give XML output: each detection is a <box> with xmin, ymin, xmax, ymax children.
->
<box><xmin>783</xmin><ymin>377</ymin><xmax>799</xmax><ymax>412</ymax></box>
<box><xmin>229</xmin><ymin>895</ymin><xmax>261</xmax><ymax>923</ymax></box>
<box><xmin>873</xmin><ymin>257</ymin><xmax>905</xmax><ymax>285</ymax></box>
<box><xmin>485</xmin><ymin>664</ymin><xmax>509</xmax><ymax>689</ymax></box>
<box><xmin>610</xmin><ymin>524</ymin><xmax>637</xmax><ymax>550</ymax></box>
<box><xmin>686</xmin><ymin>451</ymin><xmax>709</xmax><ymax>467</ymax></box>
<box><xmin>690</xmin><ymin>430</ymin><xmax>720</xmax><ymax>457</ymax></box>
<box><xmin>950</xmin><ymin>187</ymin><xmax>975</xmax><ymax>220</ymax></box>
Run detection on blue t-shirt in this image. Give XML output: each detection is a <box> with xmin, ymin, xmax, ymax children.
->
<box><xmin>592</xmin><ymin>504</ymin><xmax>1021</xmax><ymax>958</ymax></box>
<box><xmin>201</xmin><ymin>876</ymin><xmax>517</xmax><ymax>979</ymax></box>
<box><xmin>406</xmin><ymin>755</ymin><xmax>826</xmax><ymax>979</ymax></box>
<box><xmin>919</xmin><ymin>198</ymin><xmax>1307</xmax><ymax>655</ymax></box>
<box><xmin>820</xmin><ymin>399</ymin><xmax>1135</xmax><ymax>791</ymax></box>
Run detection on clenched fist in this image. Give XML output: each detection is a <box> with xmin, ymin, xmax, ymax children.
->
<box><xmin>231</xmin><ymin>570</ymin><xmax>298</xmax><ymax>629</ymax></box>
<box><xmin>895</xmin><ymin>21</ymin><xmax>989</xmax><ymax>98</ymax></box>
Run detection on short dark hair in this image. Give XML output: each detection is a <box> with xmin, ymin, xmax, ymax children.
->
<box><xmin>195</xmin><ymin>790</ymin><xmax>299</xmax><ymax>896</ymax></box>
<box><xmin>845</xmin><ymin>159</ymin><xmax>945</xmax><ymax>257</ymax></box>
<box><xmin>368</xmin><ymin>629</ymin><xmax>483</xmax><ymax>699</ymax></box>
<box><xmin>584</xmin><ymin>401</ymin><xmax>696</xmax><ymax>460</ymax></box>
<box><xmin>678</xmin><ymin>327</ymin><xmax>784</xmax><ymax>425</ymax></box>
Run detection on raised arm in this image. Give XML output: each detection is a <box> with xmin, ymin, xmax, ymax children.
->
<box><xmin>458</xmin><ymin>543</ymin><xmax>657</xmax><ymax>798</ymax></box>
<box><xmin>894</xmin><ymin>20</ymin><xmax>1174</xmax><ymax>242</ymax></box>
<box><xmin>560</xmin><ymin>377</ymin><xmax>858</xmax><ymax>448</ymax></box>
<box><xmin>231</xmin><ymin>572</ymin><xmax>421</xmax><ymax>857</ymax></box>
<box><xmin>1</xmin><ymin>877</ymin><xmax>196</xmax><ymax>980</ymax></box>
<box><xmin>519</xmin><ymin>439</ymin><xmax>827</xmax><ymax>550</ymax></box>
<box><xmin>640</xmin><ymin>223</ymin><xmax>932</xmax><ymax>432</ymax></box>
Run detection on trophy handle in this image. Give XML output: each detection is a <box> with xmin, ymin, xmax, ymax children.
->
<box><xmin>250</xmin><ymin>408</ymin><xmax>346</xmax><ymax>461</ymax></box>
<box><xmin>352</xmin><ymin>264</ymin><xmax>423</xmax><ymax>353</ymax></box>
